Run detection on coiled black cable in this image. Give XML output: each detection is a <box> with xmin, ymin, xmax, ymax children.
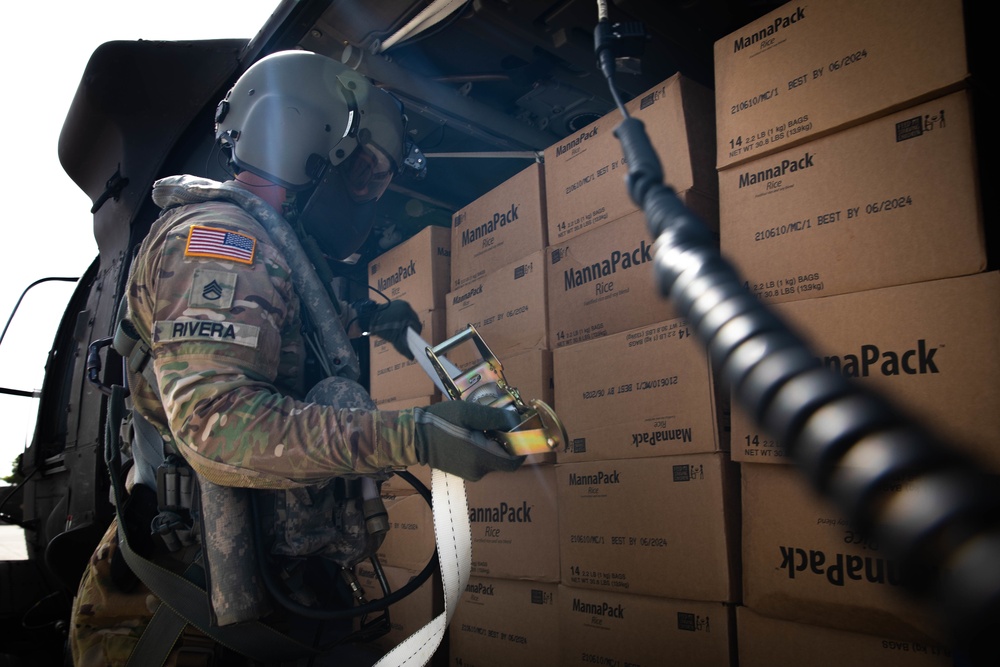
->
<box><xmin>250</xmin><ymin>469</ymin><xmax>437</xmax><ymax>624</ymax></box>
<box><xmin>612</xmin><ymin>112</ymin><xmax>1000</xmax><ymax>664</ymax></box>
<box><xmin>595</xmin><ymin>8</ymin><xmax>1000</xmax><ymax>654</ymax></box>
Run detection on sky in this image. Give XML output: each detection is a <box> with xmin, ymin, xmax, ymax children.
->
<box><xmin>0</xmin><ymin>1</ymin><xmax>281</xmax><ymax>476</ymax></box>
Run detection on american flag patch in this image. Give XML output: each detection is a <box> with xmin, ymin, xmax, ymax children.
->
<box><xmin>185</xmin><ymin>226</ymin><xmax>256</xmax><ymax>264</ymax></box>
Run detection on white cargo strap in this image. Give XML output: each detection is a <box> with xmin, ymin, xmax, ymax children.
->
<box><xmin>374</xmin><ymin>469</ymin><xmax>470</xmax><ymax>666</ymax></box>
<box><xmin>374</xmin><ymin>328</ymin><xmax>472</xmax><ymax>666</ymax></box>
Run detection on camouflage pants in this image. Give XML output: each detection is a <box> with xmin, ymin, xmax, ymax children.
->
<box><xmin>69</xmin><ymin>520</ymin><xmax>223</xmax><ymax>667</ymax></box>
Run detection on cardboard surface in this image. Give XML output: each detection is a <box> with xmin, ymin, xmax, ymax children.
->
<box><xmin>449</xmin><ymin>578</ymin><xmax>559</xmax><ymax>667</ymax></box>
<box><xmin>367</xmin><ymin>225</ymin><xmax>451</xmax><ymax>314</ymax></box>
<box><xmin>445</xmin><ymin>250</ymin><xmax>547</xmax><ymax>359</ymax></box>
<box><xmin>553</xmin><ymin>317</ymin><xmax>728</xmax><ymax>463</ymax></box>
<box><xmin>369</xmin><ymin>309</ymin><xmax>446</xmax><ymax>403</ymax></box>
<box><xmin>544</xmin><ymin>73</ymin><xmax>717</xmax><ymax>244</ymax></box>
<box><xmin>736</xmin><ymin>606</ymin><xmax>955</xmax><ymax>667</ymax></box>
<box><xmin>496</xmin><ymin>348</ymin><xmax>553</xmax><ymax>410</ymax></box>
<box><xmin>741</xmin><ymin>463</ymin><xmax>945</xmax><ymax>643</ymax></box>
<box><xmin>375</xmin><ymin>492</ymin><xmax>435</xmax><ymax>572</ymax></box>
<box><xmin>559</xmin><ymin>587</ymin><xmax>735</xmax><ymax>667</ymax></box>
<box><xmin>557</xmin><ymin>454</ymin><xmax>740</xmax><ymax>602</ymax></box>
<box><xmin>731</xmin><ymin>272</ymin><xmax>1000</xmax><ymax>472</ymax></box>
<box><xmin>372</xmin><ymin>395</ymin><xmax>439</xmax><ymax>411</ymax></box>
<box><xmin>352</xmin><ymin>563</ymin><xmax>442</xmax><ymax>656</ymax></box>
<box><xmin>714</xmin><ymin>0</ymin><xmax>968</xmax><ymax>169</ymax></box>
<box><xmin>451</xmin><ymin>163</ymin><xmax>547</xmax><ymax>291</ymax></box>
<box><xmin>546</xmin><ymin>210</ymin><xmax>680</xmax><ymax>349</ymax></box>
<box><xmin>465</xmin><ymin>465</ymin><xmax>559</xmax><ymax>582</ymax></box>
<box><xmin>720</xmin><ymin>91</ymin><xmax>984</xmax><ymax>303</ymax></box>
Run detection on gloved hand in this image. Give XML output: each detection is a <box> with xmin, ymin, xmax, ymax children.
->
<box><xmin>413</xmin><ymin>401</ymin><xmax>526</xmax><ymax>482</ymax></box>
<box><xmin>368</xmin><ymin>300</ymin><xmax>422</xmax><ymax>360</ymax></box>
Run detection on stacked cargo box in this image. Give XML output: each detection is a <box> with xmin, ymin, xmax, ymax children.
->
<box><xmin>546</xmin><ymin>73</ymin><xmax>738</xmax><ymax>666</ymax></box>
<box><xmin>449</xmin><ymin>468</ymin><xmax>562</xmax><ymax>667</ymax></box>
<box><xmin>714</xmin><ymin>0</ymin><xmax>984</xmax><ymax>662</ymax></box>
<box><xmin>352</xmin><ymin>1</ymin><xmax>986</xmax><ymax>662</ymax></box>
<box><xmin>367</xmin><ymin>224</ymin><xmax>452</xmax><ymax>408</ymax></box>
<box><xmin>356</xmin><ymin>225</ymin><xmax>453</xmax><ymax>658</ymax></box>
<box><xmin>445</xmin><ymin>162</ymin><xmax>553</xmax><ymax>409</ymax></box>
<box><xmin>443</xmin><ymin>162</ymin><xmax>563</xmax><ymax>666</ymax></box>
<box><xmin>366</xmin><ymin>223</ymin><xmax>452</xmax><ymax>499</ymax></box>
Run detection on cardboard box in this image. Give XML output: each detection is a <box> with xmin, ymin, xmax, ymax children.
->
<box><xmin>546</xmin><ymin>210</ymin><xmax>682</xmax><ymax>349</ymax></box>
<box><xmin>557</xmin><ymin>455</ymin><xmax>740</xmax><ymax>602</ymax></box>
<box><xmin>449</xmin><ymin>578</ymin><xmax>559</xmax><ymax>667</ymax></box>
<box><xmin>731</xmin><ymin>272</ymin><xmax>1000</xmax><ymax>472</ymax></box>
<box><xmin>497</xmin><ymin>348</ymin><xmax>553</xmax><ymax>410</ymax></box>
<box><xmin>372</xmin><ymin>395</ymin><xmax>438</xmax><ymax>411</ymax></box>
<box><xmin>737</xmin><ymin>606</ymin><xmax>955</xmax><ymax>667</ymax></box>
<box><xmin>376</xmin><ymin>492</ymin><xmax>436</xmax><ymax>572</ymax></box>
<box><xmin>451</xmin><ymin>163</ymin><xmax>547</xmax><ymax>291</ymax></box>
<box><xmin>559</xmin><ymin>587</ymin><xmax>735</xmax><ymax>667</ymax></box>
<box><xmin>544</xmin><ymin>73</ymin><xmax>717</xmax><ymax>244</ymax></box>
<box><xmin>445</xmin><ymin>250</ymin><xmax>547</xmax><ymax>360</ymax></box>
<box><xmin>553</xmin><ymin>317</ymin><xmax>728</xmax><ymax>463</ymax></box>
<box><xmin>720</xmin><ymin>91</ymin><xmax>984</xmax><ymax>304</ymax></box>
<box><xmin>369</xmin><ymin>309</ymin><xmax>446</xmax><ymax>403</ymax></box>
<box><xmin>367</xmin><ymin>225</ymin><xmax>451</xmax><ymax>314</ymax></box>
<box><xmin>713</xmin><ymin>0</ymin><xmax>968</xmax><ymax>169</ymax></box>
<box><xmin>352</xmin><ymin>563</ymin><xmax>442</xmax><ymax>656</ymax></box>
<box><xmin>465</xmin><ymin>465</ymin><xmax>559</xmax><ymax>582</ymax></box>
<box><xmin>742</xmin><ymin>463</ymin><xmax>947</xmax><ymax>642</ymax></box>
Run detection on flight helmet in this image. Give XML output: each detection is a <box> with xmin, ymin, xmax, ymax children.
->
<box><xmin>215</xmin><ymin>50</ymin><xmax>405</xmax><ymax>258</ymax></box>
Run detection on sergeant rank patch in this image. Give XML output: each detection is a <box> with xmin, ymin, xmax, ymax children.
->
<box><xmin>185</xmin><ymin>225</ymin><xmax>256</xmax><ymax>264</ymax></box>
<box><xmin>190</xmin><ymin>269</ymin><xmax>238</xmax><ymax>309</ymax></box>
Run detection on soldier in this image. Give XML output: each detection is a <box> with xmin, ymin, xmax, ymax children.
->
<box><xmin>70</xmin><ymin>50</ymin><xmax>524</xmax><ymax>666</ymax></box>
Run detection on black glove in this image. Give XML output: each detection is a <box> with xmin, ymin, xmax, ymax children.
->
<box><xmin>368</xmin><ymin>300</ymin><xmax>422</xmax><ymax>360</ymax></box>
<box><xmin>413</xmin><ymin>401</ymin><xmax>526</xmax><ymax>482</ymax></box>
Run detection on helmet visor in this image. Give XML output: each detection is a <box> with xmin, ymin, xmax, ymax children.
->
<box><xmin>345</xmin><ymin>143</ymin><xmax>395</xmax><ymax>203</ymax></box>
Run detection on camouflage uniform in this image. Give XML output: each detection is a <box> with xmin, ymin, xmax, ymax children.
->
<box><xmin>128</xmin><ymin>188</ymin><xmax>419</xmax><ymax>486</ymax></box>
<box><xmin>70</xmin><ymin>176</ymin><xmax>419</xmax><ymax>666</ymax></box>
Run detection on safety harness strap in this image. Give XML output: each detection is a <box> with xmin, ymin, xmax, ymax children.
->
<box><xmin>116</xmin><ymin>530</ymin><xmax>318</xmax><ymax>665</ymax></box>
<box><xmin>126</xmin><ymin>579</ymin><xmax>189</xmax><ymax>665</ymax></box>
<box><xmin>113</xmin><ymin>315</ymin><xmax>160</xmax><ymax>400</ymax></box>
<box><xmin>104</xmin><ymin>384</ymin><xmax>319</xmax><ymax>666</ymax></box>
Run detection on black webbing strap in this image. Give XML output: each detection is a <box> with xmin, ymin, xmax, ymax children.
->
<box><xmin>103</xmin><ymin>384</ymin><xmax>319</xmax><ymax>665</ymax></box>
<box><xmin>126</xmin><ymin>579</ymin><xmax>188</xmax><ymax>665</ymax></box>
<box><xmin>112</xmin><ymin>313</ymin><xmax>160</xmax><ymax>400</ymax></box>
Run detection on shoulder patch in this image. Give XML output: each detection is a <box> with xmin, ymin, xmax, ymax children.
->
<box><xmin>190</xmin><ymin>269</ymin><xmax>238</xmax><ymax>309</ymax></box>
<box><xmin>185</xmin><ymin>226</ymin><xmax>256</xmax><ymax>264</ymax></box>
<box><xmin>155</xmin><ymin>320</ymin><xmax>260</xmax><ymax>348</ymax></box>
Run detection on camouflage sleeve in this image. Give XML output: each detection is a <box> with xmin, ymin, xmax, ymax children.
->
<box><xmin>133</xmin><ymin>204</ymin><xmax>420</xmax><ymax>489</ymax></box>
